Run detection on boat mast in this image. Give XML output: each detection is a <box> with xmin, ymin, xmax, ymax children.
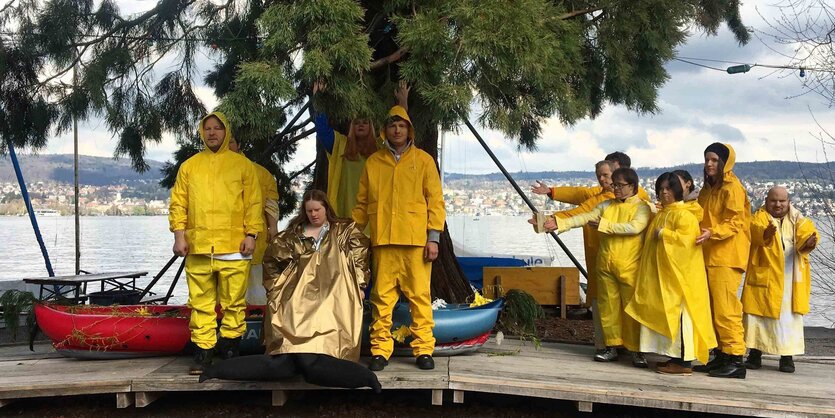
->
<box><xmin>462</xmin><ymin>119</ymin><xmax>588</xmax><ymax>279</ymax></box>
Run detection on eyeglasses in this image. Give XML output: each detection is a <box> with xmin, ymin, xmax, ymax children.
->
<box><xmin>612</xmin><ymin>182</ymin><xmax>632</xmax><ymax>190</ymax></box>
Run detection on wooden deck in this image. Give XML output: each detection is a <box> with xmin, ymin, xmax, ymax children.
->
<box><xmin>0</xmin><ymin>339</ymin><xmax>833</xmax><ymax>417</ymax></box>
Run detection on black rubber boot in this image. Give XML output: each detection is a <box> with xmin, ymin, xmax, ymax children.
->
<box><xmin>779</xmin><ymin>356</ymin><xmax>795</xmax><ymax>373</ymax></box>
<box><xmin>189</xmin><ymin>347</ymin><xmax>214</xmax><ymax>375</ymax></box>
<box><xmin>745</xmin><ymin>348</ymin><xmax>762</xmax><ymax>370</ymax></box>
<box><xmin>693</xmin><ymin>350</ymin><xmax>727</xmax><ymax>373</ymax></box>
<box><xmin>216</xmin><ymin>337</ymin><xmax>242</xmax><ymax>360</ymax></box>
<box><xmin>709</xmin><ymin>355</ymin><xmax>746</xmax><ymax>379</ymax></box>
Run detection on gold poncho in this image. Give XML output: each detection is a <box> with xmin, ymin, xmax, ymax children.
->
<box><xmin>262</xmin><ymin>221</ymin><xmax>370</xmax><ymax>361</ymax></box>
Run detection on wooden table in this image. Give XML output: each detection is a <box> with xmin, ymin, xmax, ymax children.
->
<box><xmin>23</xmin><ymin>271</ymin><xmax>149</xmax><ymax>302</ymax></box>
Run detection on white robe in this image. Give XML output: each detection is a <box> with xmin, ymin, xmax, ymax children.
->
<box><xmin>639</xmin><ymin>303</ymin><xmax>696</xmax><ymax>360</ymax></box>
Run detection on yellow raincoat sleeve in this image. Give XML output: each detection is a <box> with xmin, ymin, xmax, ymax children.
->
<box><xmin>347</xmin><ymin>224</ymin><xmax>371</xmax><ymax>289</ymax></box>
<box><xmin>352</xmin><ymin>166</ymin><xmax>369</xmax><ymax>227</ymax></box>
<box><xmin>707</xmin><ymin>186</ymin><xmax>747</xmax><ymax>241</ymax></box>
<box><xmin>597</xmin><ymin>202</ymin><xmax>651</xmax><ymax>236</ymax></box>
<box><xmin>556</xmin><ymin>201</ymin><xmax>607</xmax><ymax>232</ymax></box>
<box><xmin>550</xmin><ymin>186</ymin><xmax>598</xmax><ymax>204</ymax></box>
<box><xmin>795</xmin><ymin>217</ymin><xmax>818</xmax><ymax>254</ymax></box>
<box><xmin>749</xmin><ymin>211</ymin><xmax>773</xmax><ymax>248</ymax></box>
<box><xmin>659</xmin><ymin>213</ymin><xmax>701</xmax><ymax>247</ymax></box>
<box><xmin>423</xmin><ymin>157</ymin><xmax>446</xmax><ymax>233</ymax></box>
<box><xmin>243</xmin><ymin>163</ymin><xmax>264</xmax><ymax>236</ymax></box>
<box><xmin>168</xmin><ymin>165</ymin><xmax>189</xmax><ymax>232</ymax></box>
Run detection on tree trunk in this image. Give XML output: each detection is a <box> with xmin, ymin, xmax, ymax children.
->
<box><xmin>312</xmin><ymin>137</ymin><xmax>329</xmax><ymax>192</ymax></box>
<box><xmin>417</xmin><ymin>126</ymin><xmax>474</xmax><ymax>303</ymax></box>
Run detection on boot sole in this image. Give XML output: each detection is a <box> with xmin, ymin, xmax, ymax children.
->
<box><xmin>656</xmin><ymin>370</ymin><xmax>692</xmax><ymax>376</ymax></box>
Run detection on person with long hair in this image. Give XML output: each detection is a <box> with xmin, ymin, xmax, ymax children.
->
<box><xmin>199</xmin><ymin>190</ymin><xmax>380</xmax><ymax>392</ymax></box>
<box><xmin>626</xmin><ymin>172</ymin><xmax>716</xmax><ymax>375</ymax></box>
<box><xmin>312</xmin><ymin>81</ymin><xmax>409</xmax><ymax>217</ymax></box>
<box><xmin>694</xmin><ymin>142</ymin><xmax>752</xmax><ymax>379</ymax></box>
<box><xmin>545</xmin><ymin>168</ymin><xmax>652</xmax><ymax>368</ymax></box>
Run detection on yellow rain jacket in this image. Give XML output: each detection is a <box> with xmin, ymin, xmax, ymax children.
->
<box><xmin>741</xmin><ymin>206</ymin><xmax>818</xmax><ymax>318</ymax></box>
<box><xmin>169</xmin><ymin>112</ymin><xmax>264</xmax><ymax>255</ymax></box>
<box><xmin>682</xmin><ymin>200</ymin><xmax>704</xmax><ymax>222</ymax></box>
<box><xmin>352</xmin><ymin>106</ymin><xmax>445</xmax><ymax>246</ymax></box>
<box><xmin>552</xmin><ymin>190</ymin><xmax>615</xmax><ymax>299</ymax></box>
<box><xmin>551</xmin><ymin>185</ymin><xmax>649</xmax><ymax>205</ymax></box>
<box><xmin>698</xmin><ymin>143</ymin><xmax>751</xmax><ymax>269</ymax></box>
<box><xmin>252</xmin><ymin>162</ymin><xmax>279</xmax><ymax>265</ymax></box>
<box><xmin>625</xmin><ymin>202</ymin><xmax>717</xmax><ymax>364</ymax></box>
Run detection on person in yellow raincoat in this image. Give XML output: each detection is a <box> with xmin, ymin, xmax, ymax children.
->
<box><xmin>544</xmin><ymin>167</ymin><xmax>652</xmax><ymax>368</ymax></box>
<box><xmin>352</xmin><ymin>105</ymin><xmax>445</xmax><ymax>372</ymax></box>
<box><xmin>528</xmin><ymin>160</ymin><xmax>615</xmax><ymax>357</ymax></box>
<box><xmin>530</xmin><ymin>151</ymin><xmax>650</xmax><ymax>203</ymax></box>
<box><xmin>671</xmin><ymin>169</ymin><xmax>703</xmax><ymax>221</ymax></box>
<box><xmin>626</xmin><ymin>172</ymin><xmax>717</xmax><ymax>375</ymax></box>
<box><xmin>694</xmin><ymin>142</ymin><xmax>751</xmax><ymax>379</ymax></box>
<box><xmin>169</xmin><ymin>112</ymin><xmax>264</xmax><ymax>374</ymax></box>
<box><xmin>262</xmin><ymin>189</ymin><xmax>370</xmax><ymax>362</ymax></box>
<box><xmin>227</xmin><ymin>137</ymin><xmax>279</xmax><ymax>306</ymax></box>
<box><xmin>742</xmin><ymin>186</ymin><xmax>818</xmax><ymax>373</ymax></box>
<box><xmin>312</xmin><ymin>81</ymin><xmax>408</xmax><ymax>217</ymax></box>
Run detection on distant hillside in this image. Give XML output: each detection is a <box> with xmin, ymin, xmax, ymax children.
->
<box><xmin>445</xmin><ymin>161</ymin><xmax>834</xmax><ymax>182</ymax></box>
<box><xmin>0</xmin><ymin>154</ymin><xmax>165</xmax><ymax>185</ymax></box>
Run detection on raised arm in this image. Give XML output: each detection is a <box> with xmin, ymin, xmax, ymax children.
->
<box><xmin>597</xmin><ymin>202</ymin><xmax>651</xmax><ymax>236</ymax></box>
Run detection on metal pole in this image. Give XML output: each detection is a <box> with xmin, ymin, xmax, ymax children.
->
<box><xmin>73</xmin><ymin>65</ymin><xmax>81</xmax><ymax>274</ymax></box>
<box><xmin>7</xmin><ymin>141</ymin><xmax>55</xmax><ymax>276</ymax></box>
<box><xmin>462</xmin><ymin>119</ymin><xmax>588</xmax><ymax>278</ymax></box>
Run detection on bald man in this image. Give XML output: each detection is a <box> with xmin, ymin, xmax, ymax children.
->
<box><xmin>741</xmin><ymin>186</ymin><xmax>818</xmax><ymax>373</ymax></box>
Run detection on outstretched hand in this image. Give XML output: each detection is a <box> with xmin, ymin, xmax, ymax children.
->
<box><xmin>395</xmin><ymin>80</ymin><xmax>411</xmax><ymax>110</ymax></box>
<box><xmin>531</xmin><ymin>181</ymin><xmax>550</xmax><ymax>195</ymax></box>
<box><xmin>696</xmin><ymin>228</ymin><xmax>712</xmax><ymax>245</ymax></box>
<box><xmin>763</xmin><ymin>223</ymin><xmax>777</xmax><ymax>243</ymax></box>
<box><xmin>798</xmin><ymin>234</ymin><xmax>818</xmax><ymax>252</ymax></box>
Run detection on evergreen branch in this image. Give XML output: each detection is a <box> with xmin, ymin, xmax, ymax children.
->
<box><xmin>0</xmin><ymin>0</ymin><xmax>16</xmax><ymax>16</ymax></box>
<box><xmin>370</xmin><ymin>47</ymin><xmax>407</xmax><ymax>70</ymax></box>
<box><xmin>559</xmin><ymin>6</ymin><xmax>602</xmax><ymax>20</ymax></box>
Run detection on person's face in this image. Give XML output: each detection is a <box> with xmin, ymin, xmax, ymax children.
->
<box><xmin>305</xmin><ymin>200</ymin><xmax>327</xmax><ymax>227</ymax></box>
<box><xmin>596</xmin><ymin>165</ymin><xmax>613</xmax><ymax>192</ymax></box>
<box><xmin>353</xmin><ymin>119</ymin><xmax>371</xmax><ymax>138</ymax></box>
<box><xmin>203</xmin><ymin>117</ymin><xmax>226</xmax><ymax>152</ymax></box>
<box><xmin>704</xmin><ymin>152</ymin><xmax>720</xmax><ymax>177</ymax></box>
<box><xmin>765</xmin><ymin>189</ymin><xmax>790</xmax><ymax>218</ymax></box>
<box><xmin>228</xmin><ymin>136</ymin><xmax>239</xmax><ymax>153</ymax></box>
<box><xmin>658</xmin><ymin>180</ymin><xmax>677</xmax><ymax>206</ymax></box>
<box><xmin>612</xmin><ymin>176</ymin><xmax>635</xmax><ymax>200</ymax></box>
<box><xmin>676</xmin><ymin>175</ymin><xmax>691</xmax><ymax>194</ymax></box>
<box><xmin>385</xmin><ymin>120</ymin><xmax>409</xmax><ymax>147</ymax></box>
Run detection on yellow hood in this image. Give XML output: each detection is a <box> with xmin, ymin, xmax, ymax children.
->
<box><xmin>723</xmin><ymin>143</ymin><xmax>736</xmax><ymax>174</ymax></box>
<box><xmin>380</xmin><ymin>105</ymin><xmax>415</xmax><ymax>144</ymax></box>
<box><xmin>198</xmin><ymin>111</ymin><xmax>233</xmax><ymax>154</ymax></box>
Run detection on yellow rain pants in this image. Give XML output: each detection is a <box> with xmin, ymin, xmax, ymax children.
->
<box><xmin>597</xmin><ymin>264</ymin><xmax>639</xmax><ymax>351</ymax></box>
<box><xmin>706</xmin><ymin>266</ymin><xmax>746</xmax><ymax>356</ymax></box>
<box><xmin>370</xmin><ymin>245</ymin><xmax>435</xmax><ymax>359</ymax></box>
<box><xmin>185</xmin><ymin>255</ymin><xmax>250</xmax><ymax>349</ymax></box>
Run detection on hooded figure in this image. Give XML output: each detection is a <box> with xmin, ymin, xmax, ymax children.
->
<box><xmin>352</xmin><ymin>105</ymin><xmax>445</xmax><ymax>372</ymax></box>
<box><xmin>694</xmin><ymin>142</ymin><xmax>751</xmax><ymax>379</ymax></box>
<box><xmin>168</xmin><ymin>111</ymin><xmax>264</xmax><ymax>374</ymax></box>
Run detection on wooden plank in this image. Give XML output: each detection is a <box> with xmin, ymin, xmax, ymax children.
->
<box><xmin>116</xmin><ymin>392</ymin><xmax>135</xmax><ymax>409</ymax></box>
<box><xmin>453</xmin><ymin>390</ymin><xmax>464</xmax><ymax>404</ymax></box>
<box><xmin>559</xmin><ymin>275</ymin><xmax>567</xmax><ymax>319</ymax></box>
<box><xmin>431</xmin><ymin>389</ymin><xmax>443</xmax><ymax>406</ymax></box>
<box><xmin>272</xmin><ymin>390</ymin><xmax>287</xmax><ymax>406</ymax></box>
<box><xmin>482</xmin><ymin>267</ymin><xmax>580</xmax><ymax>305</ymax></box>
<box><xmin>576</xmin><ymin>400</ymin><xmax>593</xmax><ymax>412</ymax></box>
<box><xmin>135</xmin><ymin>392</ymin><xmax>163</xmax><ymax>408</ymax></box>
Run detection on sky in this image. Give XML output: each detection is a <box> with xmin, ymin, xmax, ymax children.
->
<box><xmin>40</xmin><ymin>1</ymin><xmax>835</xmax><ymax>175</ymax></box>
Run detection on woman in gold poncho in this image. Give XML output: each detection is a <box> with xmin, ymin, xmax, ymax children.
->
<box><xmin>200</xmin><ymin>190</ymin><xmax>379</xmax><ymax>392</ymax></box>
<box><xmin>262</xmin><ymin>189</ymin><xmax>371</xmax><ymax>361</ymax></box>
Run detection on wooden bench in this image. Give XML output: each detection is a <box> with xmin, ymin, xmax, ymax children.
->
<box><xmin>481</xmin><ymin>267</ymin><xmax>580</xmax><ymax>318</ymax></box>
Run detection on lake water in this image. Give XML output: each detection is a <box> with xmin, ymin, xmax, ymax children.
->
<box><xmin>1</xmin><ymin>215</ymin><xmax>832</xmax><ymax>327</ymax></box>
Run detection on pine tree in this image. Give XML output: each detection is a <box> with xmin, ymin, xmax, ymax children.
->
<box><xmin>1</xmin><ymin>0</ymin><xmax>748</xmax><ymax>302</ymax></box>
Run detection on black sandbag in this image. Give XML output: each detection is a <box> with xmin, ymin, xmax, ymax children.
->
<box><xmin>294</xmin><ymin>353</ymin><xmax>382</xmax><ymax>393</ymax></box>
<box><xmin>199</xmin><ymin>354</ymin><xmax>297</xmax><ymax>382</ymax></box>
